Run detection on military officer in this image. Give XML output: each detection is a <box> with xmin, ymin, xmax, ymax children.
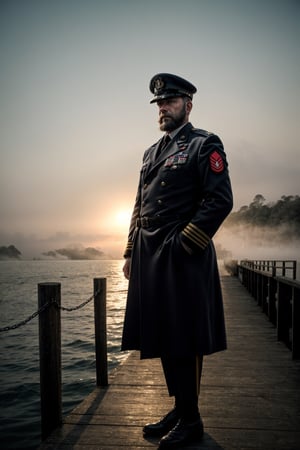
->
<box><xmin>121</xmin><ymin>73</ymin><xmax>233</xmax><ymax>449</ymax></box>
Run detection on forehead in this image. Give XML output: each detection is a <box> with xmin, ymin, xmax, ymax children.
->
<box><xmin>156</xmin><ymin>97</ymin><xmax>184</xmax><ymax>107</ymax></box>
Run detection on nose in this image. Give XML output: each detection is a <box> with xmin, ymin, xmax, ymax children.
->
<box><xmin>158</xmin><ymin>100</ymin><xmax>168</xmax><ymax>113</ymax></box>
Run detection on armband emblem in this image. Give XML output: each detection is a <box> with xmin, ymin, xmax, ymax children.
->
<box><xmin>210</xmin><ymin>150</ymin><xmax>224</xmax><ymax>173</ymax></box>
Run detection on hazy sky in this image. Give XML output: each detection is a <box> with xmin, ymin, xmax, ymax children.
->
<box><xmin>1</xmin><ymin>0</ymin><xmax>299</xmax><ymax>258</ymax></box>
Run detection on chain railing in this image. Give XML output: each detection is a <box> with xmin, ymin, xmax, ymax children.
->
<box><xmin>0</xmin><ymin>300</ymin><xmax>54</xmax><ymax>332</ymax></box>
<box><xmin>37</xmin><ymin>279</ymin><xmax>108</xmax><ymax>441</ymax></box>
<box><xmin>0</xmin><ymin>291</ymin><xmax>99</xmax><ymax>333</ymax></box>
<box><xmin>1</xmin><ymin>277</ymin><xmax>109</xmax><ymax>442</ymax></box>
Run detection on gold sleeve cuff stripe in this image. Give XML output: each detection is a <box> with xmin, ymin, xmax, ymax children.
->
<box><xmin>182</xmin><ymin>223</ymin><xmax>210</xmax><ymax>250</ymax></box>
<box><xmin>125</xmin><ymin>241</ymin><xmax>133</xmax><ymax>252</ymax></box>
<box><xmin>123</xmin><ymin>241</ymin><xmax>133</xmax><ymax>258</ymax></box>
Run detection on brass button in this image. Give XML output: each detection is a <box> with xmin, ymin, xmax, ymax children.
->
<box><xmin>160</xmin><ymin>181</ymin><xmax>166</xmax><ymax>187</ymax></box>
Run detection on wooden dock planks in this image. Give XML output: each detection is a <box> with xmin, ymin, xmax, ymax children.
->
<box><xmin>39</xmin><ymin>275</ymin><xmax>300</xmax><ymax>449</ymax></box>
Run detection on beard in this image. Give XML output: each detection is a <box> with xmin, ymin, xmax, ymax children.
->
<box><xmin>158</xmin><ymin>104</ymin><xmax>187</xmax><ymax>132</ymax></box>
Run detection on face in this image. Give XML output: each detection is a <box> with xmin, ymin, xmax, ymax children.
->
<box><xmin>157</xmin><ymin>97</ymin><xmax>192</xmax><ymax>132</ymax></box>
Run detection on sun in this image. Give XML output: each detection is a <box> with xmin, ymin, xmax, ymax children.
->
<box><xmin>114</xmin><ymin>209</ymin><xmax>132</xmax><ymax>230</ymax></box>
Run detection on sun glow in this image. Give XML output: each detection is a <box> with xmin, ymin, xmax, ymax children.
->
<box><xmin>114</xmin><ymin>209</ymin><xmax>132</xmax><ymax>230</ymax></box>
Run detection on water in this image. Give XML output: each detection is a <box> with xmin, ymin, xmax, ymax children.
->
<box><xmin>0</xmin><ymin>260</ymin><xmax>129</xmax><ymax>449</ymax></box>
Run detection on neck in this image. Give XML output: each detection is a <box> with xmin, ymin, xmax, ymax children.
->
<box><xmin>167</xmin><ymin>121</ymin><xmax>189</xmax><ymax>139</ymax></box>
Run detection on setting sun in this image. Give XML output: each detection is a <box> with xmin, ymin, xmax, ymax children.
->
<box><xmin>114</xmin><ymin>209</ymin><xmax>132</xmax><ymax>230</ymax></box>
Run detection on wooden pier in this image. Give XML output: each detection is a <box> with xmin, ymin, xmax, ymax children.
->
<box><xmin>39</xmin><ymin>275</ymin><xmax>300</xmax><ymax>449</ymax></box>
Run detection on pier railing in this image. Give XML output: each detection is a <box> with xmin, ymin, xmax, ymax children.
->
<box><xmin>239</xmin><ymin>259</ymin><xmax>297</xmax><ymax>279</ymax></box>
<box><xmin>237</xmin><ymin>260</ymin><xmax>300</xmax><ymax>359</ymax></box>
<box><xmin>38</xmin><ymin>278</ymin><xmax>108</xmax><ymax>441</ymax></box>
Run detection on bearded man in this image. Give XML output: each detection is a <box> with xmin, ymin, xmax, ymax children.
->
<box><xmin>121</xmin><ymin>73</ymin><xmax>233</xmax><ymax>449</ymax></box>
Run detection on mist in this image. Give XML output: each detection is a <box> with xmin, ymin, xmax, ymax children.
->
<box><xmin>216</xmin><ymin>223</ymin><xmax>299</xmax><ymax>259</ymax></box>
<box><xmin>0</xmin><ymin>230</ymin><xmax>123</xmax><ymax>259</ymax></box>
<box><xmin>215</xmin><ymin>223</ymin><xmax>300</xmax><ymax>279</ymax></box>
<box><xmin>42</xmin><ymin>245</ymin><xmax>106</xmax><ymax>260</ymax></box>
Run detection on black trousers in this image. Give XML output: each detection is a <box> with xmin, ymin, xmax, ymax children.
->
<box><xmin>161</xmin><ymin>355</ymin><xmax>203</xmax><ymax>420</ymax></box>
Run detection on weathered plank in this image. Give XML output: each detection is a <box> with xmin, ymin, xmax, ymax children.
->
<box><xmin>39</xmin><ymin>275</ymin><xmax>300</xmax><ymax>449</ymax></box>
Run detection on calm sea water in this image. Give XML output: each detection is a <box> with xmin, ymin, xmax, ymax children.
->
<box><xmin>0</xmin><ymin>260</ymin><xmax>129</xmax><ymax>449</ymax></box>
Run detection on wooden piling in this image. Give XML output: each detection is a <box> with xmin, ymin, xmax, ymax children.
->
<box><xmin>38</xmin><ymin>282</ymin><xmax>62</xmax><ymax>441</ymax></box>
<box><xmin>94</xmin><ymin>278</ymin><xmax>108</xmax><ymax>387</ymax></box>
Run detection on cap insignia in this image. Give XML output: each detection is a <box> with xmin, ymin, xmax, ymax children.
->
<box><xmin>154</xmin><ymin>77</ymin><xmax>165</xmax><ymax>93</ymax></box>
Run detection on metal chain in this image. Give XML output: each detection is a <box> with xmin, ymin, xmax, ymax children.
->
<box><xmin>56</xmin><ymin>290</ymin><xmax>99</xmax><ymax>312</ymax></box>
<box><xmin>0</xmin><ymin>300</ymin><xmax>53</xmax><ymax>333</ymax></box>
<box><xmin>0</xmin><ymin>290</ymin><xmax>100</xmax><ymax>333</ymax></box>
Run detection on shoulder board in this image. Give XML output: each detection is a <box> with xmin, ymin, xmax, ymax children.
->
<box><xmin>191</xmin><ymin>128</ymin><xmax>214</xmax><ymax>137</ymax></box>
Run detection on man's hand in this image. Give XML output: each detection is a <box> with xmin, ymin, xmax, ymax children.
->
<box><xmin>123</xmin><ymin>258</ymin><xmax>131</xmax><ymax>280</ymax></box>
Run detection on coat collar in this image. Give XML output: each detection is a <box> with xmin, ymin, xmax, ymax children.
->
<box><xmin>150</xmin><ymin>122</ymin><xmax>193</xmax><ymax>170</ymax></box>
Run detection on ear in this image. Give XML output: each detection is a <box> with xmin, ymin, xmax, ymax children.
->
<box><xmin>186</xmin><ymin>100</ymin><xmax>193</xmax><ymax>114</ymax></box>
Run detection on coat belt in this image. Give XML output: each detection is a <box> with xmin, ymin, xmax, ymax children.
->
<box><xmin>136</xmin><ymin>216</ymin><xmax>184</xmax><ymax>228</ymax></box>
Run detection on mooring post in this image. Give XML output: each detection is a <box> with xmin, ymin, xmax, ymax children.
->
<box><xmin>38</xmin><ymin>282</ymin><xmax>62</xmax><ymax>441</ymax></box>
<box><xmin>94</xmin><ymin>278</ymin><xmax>108</xmax><ymax>386</ymax></box>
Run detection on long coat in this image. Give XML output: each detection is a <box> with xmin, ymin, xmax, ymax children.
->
<box><xmin>121</xmin><ymin>122</ymin><xmax>233</xmax><ymax>359</ymax></box>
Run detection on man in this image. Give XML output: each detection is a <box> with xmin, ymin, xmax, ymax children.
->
<box><xmin>122</xmin><ymin>73</ymin><xmax>233</xmax><ymax>449</ymax></box>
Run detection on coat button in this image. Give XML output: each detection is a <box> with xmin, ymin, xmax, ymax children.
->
<box><xmin>157</xmin><ymin>199</ymin><xmax>163</xmax><ymax>205</ymax></box>
<box><xmin>160</xmin><ymin>181</ymin><xmax>166</xmax><ymax>187</ymax></box>
<box><xmin>143</xmin><ymin>183</ymin><xmax>148</xmax><ymax>189</ymax></box>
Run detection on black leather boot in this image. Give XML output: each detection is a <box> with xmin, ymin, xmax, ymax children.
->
<box><xmin>158</xmin><ymin>416</ymin><xmax>204</xmax><ymax>448</ymax></box>
<box><xmin>143</xmin><ymin>408</ymin><xmax>179</xmax><ymax>437</ymax></box>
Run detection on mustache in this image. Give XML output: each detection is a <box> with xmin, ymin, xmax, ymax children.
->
<box><xmin>159</xmin><ymin>114</ymin><xmax>173</xmax><ymax>124</ymax></box>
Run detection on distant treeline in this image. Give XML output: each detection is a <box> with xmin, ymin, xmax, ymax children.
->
<box><xmin>225</xmin><ymin>194</ymin><xmax>300</xmax><ymax>235</ymax></box>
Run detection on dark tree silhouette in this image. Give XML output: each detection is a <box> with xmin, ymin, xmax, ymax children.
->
<box><xmin>225</xmin><ymin>194</ymin><xmax>300</xmax><ymax>236</ymax></box>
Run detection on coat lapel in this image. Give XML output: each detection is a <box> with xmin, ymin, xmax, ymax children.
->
<box><xmin>147</xmin><ymin>123</ymin><xmax>192</xmax><ymax>176</ymax></box>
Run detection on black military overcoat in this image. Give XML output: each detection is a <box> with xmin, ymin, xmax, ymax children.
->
<box><xmin>121</xmin><ymin>122</ymin><xmax>233</xmax><ymax>359</ymax></box>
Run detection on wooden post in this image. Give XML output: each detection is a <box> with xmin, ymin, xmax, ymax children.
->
<box><xmin>277</xmin><ymin>281</ymin><xmax>291</xmax><ymax>345</ymax></box>
<box><xmin>256</xmin><ymin>273</ymin><xmax>262</xmax><ymax>306</ymax></box>
<box><xmin>292</xmin><ymin>286</ymin><xmax>300</xmax><ymax>359</ymax></box>
<box><xmin>292</xmin><ymin>261</ymin><xmax>297</xmax><ymax>280</ymax></box>
<box><xmin>282</xmin><ymin>261</ymin><xmax>286</xmax><ymax>277</ymax></box>
<box><xmin>271</xmin><ymin>261</ymin><xmax>276</xmax><ymax>277</ymax></box>
<box><xmin>261</xmin><ymin>275</ymin><xmax>268</xmax><ymax>314</ymax></box>
<box><xmin>94</xmin><ymin>278</ymin><xmax>108</xmax><ymax>387</ymax></box>
<box><xmin>38</xmin><ymin>282</ymin><xmax>62</xmax><ymax>441</ymax></box>
<box><xmin>267</xmin><ymin>277</ymin><xmax>277</xmax><ymax>325</ymax></box>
